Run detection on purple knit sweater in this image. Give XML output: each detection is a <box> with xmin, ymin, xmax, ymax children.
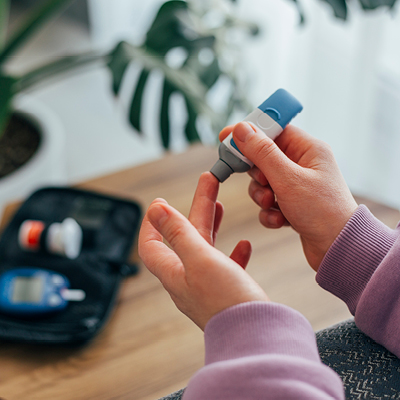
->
<box><xmin>182</xmin><ymin>205</ymin><xmax>400</xmax><ymax>399</ymax></box>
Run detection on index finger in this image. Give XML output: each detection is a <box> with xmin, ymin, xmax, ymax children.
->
<box><xmin>219</xmin><ymin>125</ymin><xmax>235</xmax><ymax>142</ymax></box>
<box><xmin>188</xmin><ymin>172</ymin><xmax>220</xmax><ymax>244</ymax></box>
<box><xmin>147</xmin><ymin>202</ymin><xmax>214</xmax><ymax>270</ymax></box>
<box><xmin>138</xmin><ymin>199</ymin><xmax>184</xmax><ymax>287</ymax></box>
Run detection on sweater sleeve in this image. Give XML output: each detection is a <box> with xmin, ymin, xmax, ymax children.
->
<box><xmin>316</xmin><ymin>204</ymin><xmax>400</xmax><ymax>357</ymax></box>
<box><xmin>182</xmin><ymin>302</ymin><xmax>344</xmax><ymax>400</ymax></box>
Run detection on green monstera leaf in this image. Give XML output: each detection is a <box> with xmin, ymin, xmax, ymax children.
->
<box><xmin>290</xmin><ymin>0</ymin><xmax>398</xmax><ymax>21</ymax></box>
<box><xmin>107</xmin><ymin>0</ymin><xmax>252</xmax><ymax>149</ymax></box>
<box><xmin>107</xmin><ymin>41</ymin><xmax>223</xmax><ymax>149</ymax></box>
<box><xmin>0</xmin><ymin>0</ymin><xmax>75</xmax><ymax>138</ymax></box>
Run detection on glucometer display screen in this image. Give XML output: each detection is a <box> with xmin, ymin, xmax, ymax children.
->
<box><xmin>12</xmin><ymin>276</ymin><xmax>44</xmax><ymax>304</ymax></box>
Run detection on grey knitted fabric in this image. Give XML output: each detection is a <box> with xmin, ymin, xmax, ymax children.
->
<box><xmin>158</xmin><ymin>319</ymin><xmax>400</xmax><ymax>400</ymax></box>
<box><xmin>317</xmin><ymin>318</ymin><xmax>400</xmax><ymax>399</ymax></box>
<box><xmin>158</xmin><ymin>388</ymin><xmax>185</xmax><ymax>400</ymax></box>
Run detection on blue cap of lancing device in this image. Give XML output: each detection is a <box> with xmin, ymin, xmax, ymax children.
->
<box><xmin>257</xmin><ymin>88</ymin><xmax>303</xmax><ymax>128</ymax></box>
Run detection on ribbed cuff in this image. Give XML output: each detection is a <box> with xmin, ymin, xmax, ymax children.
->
<box><xmin>204</xmin><ymin>301</ymin><xmax>320</xmax><ymax>365</ymax></box>
<box><xmin>316</xmin><ymin>205</ymin><xmax>398</xmax><ymax>314</ymax></box>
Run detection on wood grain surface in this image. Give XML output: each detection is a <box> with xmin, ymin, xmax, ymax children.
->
<box><xmin>0</xmin><ymin>144</ymin><xmax>399</xmax><ymax>400</ymax></box>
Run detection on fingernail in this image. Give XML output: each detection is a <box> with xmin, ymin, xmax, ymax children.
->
<box><xmin>234</xmin><ymin>122</ymin><xmax>255</xmax><ymax>142</ymax></box>
<box><xmin>254</xmin><ymin>190</ymin><xmax>264</xmax><ymax>206</ymax></box>
<box><xmin>148</xmin><ymin>204</ymin><xmax>168</xmax><ymax>228</ymax></box>
<box><xmin>267</xmin><ymin>213</ymin><xmax>278</xmax><ymax>228</ymax></box>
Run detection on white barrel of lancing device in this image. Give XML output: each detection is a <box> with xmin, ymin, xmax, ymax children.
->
<box><xmin>19</xmin><ymin>218</ymin><xmax>83</xmax><ymax>259</ymax></box>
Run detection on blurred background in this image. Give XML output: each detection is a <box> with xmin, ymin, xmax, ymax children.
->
<box><xmin>1</xmin><ymin>0</ymin><xmax>400</xmax><ymax>216</ymax></box>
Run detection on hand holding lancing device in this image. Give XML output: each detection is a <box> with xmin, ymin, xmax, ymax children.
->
<box><xmin>138</xmin><ymin>172</ymin><xmax>269</xmax><ymax>330</ymax></box>
<box><xmin>220</xmin><ymin>122</ymin><xmax>358</xmax><ymax>271</ymax></box>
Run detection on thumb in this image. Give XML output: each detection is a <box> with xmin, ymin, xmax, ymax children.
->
<box><xmin>232</xmin><ymin>122</ymin><xmax>297</xmax><ymax>184</ymax></box>
<box><xmin>147</xmin><ymin>202</ymin><xmax>213</xmax><ymax>268</ymax></box>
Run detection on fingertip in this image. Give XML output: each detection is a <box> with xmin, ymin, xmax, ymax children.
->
<box><xmin>230</xmin><ymin>239</ymin><xmax>253</xmax><ymax>269</ymax></box>
<box><xmin>195</xmin><ymin>172</ymin><xmax>220</xmax><ymax>202</ymax></box>
<box><xmin>147</xmin><ymin>202</ymin><xmax>169</xmax><ymax>229</ymax></box>
<box><xmin>249</xmin><ymin>183</ymin><xmax>275</xmax><ymax>210</ymax></box>
<box><xmin>237</xmin><ymin>121</ymin><xmax>256</xmax><ymax>132</ymax></box>
<box><xmin>150</xmin><ymin>198</ymin><xmax>168</xmax><ymax>206</ymax></box>
<box><xmin>232</xmin><ymin>121</ymin><xmax>257</xmax><ymax>143</ymax></box>
<box><xmin>259</xmin><ymin>209</ymin><xmax>287</xmax><ymax>229</ymax></box>
<box><xmin>219</xmin><ymin>125</ymin><xmax>235</xmax><ymax>142</ymax></box>
<box><xmin>240</xmin><ymin>239</ymin><xmax>252</xmax><ymax>255</ymax></box>
<box><xmin>200</xmin><ymin>171</ymin><xmax>219</xmax><ymax>185</ymax></box>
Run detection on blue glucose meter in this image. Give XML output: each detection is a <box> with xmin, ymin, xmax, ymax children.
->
<box><xmin>0</xmin><ymin>268</ymin><xmax>85</xmax><ymax>316</ymax></box>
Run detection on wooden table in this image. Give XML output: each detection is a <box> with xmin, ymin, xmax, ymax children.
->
<box><xmin>0</xmin><ymin>145</ymin><xmax>399</xmax><ymax>400</ymax></box>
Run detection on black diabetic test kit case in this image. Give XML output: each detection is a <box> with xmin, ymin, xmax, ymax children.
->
<box><xmin>0</xmin><ymin>187</ymin><xmax>142</xmax><ymax>345</ymax></box>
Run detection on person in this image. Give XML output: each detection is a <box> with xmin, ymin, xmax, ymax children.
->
<box><xmin>138</xmin><ymin>121</ymin><xmax>400</xmax><ymax>399</ymax></box>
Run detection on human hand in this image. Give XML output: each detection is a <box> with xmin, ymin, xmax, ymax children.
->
<box><xmin>219</xmin><ymin>122</ymin><xmax>358</xmax><ymax>271</ymax></box>
<box><xmin>138</xmin><ymin>172</ymin><xmax>269</xmax><ymax>330</ymax></box>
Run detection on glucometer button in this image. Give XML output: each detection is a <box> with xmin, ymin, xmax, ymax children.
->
<box><xmin>48</xmin><ymin>294</ymin><xmax>62</xmax><ymax>307</ymax></box>
<box><xmin>51</xmin><ymin>275</ymin><xmax>65</xmax><ymax>286</ymax></box>
<box><xmin>257</xmin><ymin>112</ymin><xmax>276</xmax><ymax>130</ymax></box>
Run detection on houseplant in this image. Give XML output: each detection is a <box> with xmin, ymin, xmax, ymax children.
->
<box><xmin>0</xmin><ymin>0</ymin><xmax>397</xmax><ymax>180</ymax></box>
<box><xmin>0</xmin><ymin>0</ymin><xmax>259</xmax><ymax>180</ymax></box>
<box><xmin>291</xmin><ymin>0</ymin><xmax>398</xmax><ymax>22</ymax></box>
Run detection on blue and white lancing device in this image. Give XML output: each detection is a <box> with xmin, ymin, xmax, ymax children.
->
<box><xmin>0</xmin><ymin>268</ymin><xmax>86</xmax><ymax>316</ymax></box>
<box><xmin>210</xmin><ymin>89</ymin><xmax>303</xmax><ymax>182</ymax></box>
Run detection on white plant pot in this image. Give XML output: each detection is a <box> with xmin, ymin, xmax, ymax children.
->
<box><xmin>0</xmin><ymin>95</ymin><xmax>67</xmax><ymax>219</ymax></box>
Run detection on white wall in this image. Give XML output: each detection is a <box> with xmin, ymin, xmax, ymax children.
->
<box><xmin>235</xmin><ymin>0</ymin><xmax>400</xmax><ymax>209</ymax></box>
<box><xmin>5</xmin><ymin>0</ymin><xmax>400</xmax><ymax>209</ymax></box>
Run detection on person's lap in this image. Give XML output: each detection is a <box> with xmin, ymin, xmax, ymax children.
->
<box><xmin>317</xmin><ymin>318</ymin><xmax>400</xmax><ymax>399</ymax></box>
<box><xmin>158</xmin><ymin>318</ymin><xmax>400</xmax><ymax>400</ymax></box>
